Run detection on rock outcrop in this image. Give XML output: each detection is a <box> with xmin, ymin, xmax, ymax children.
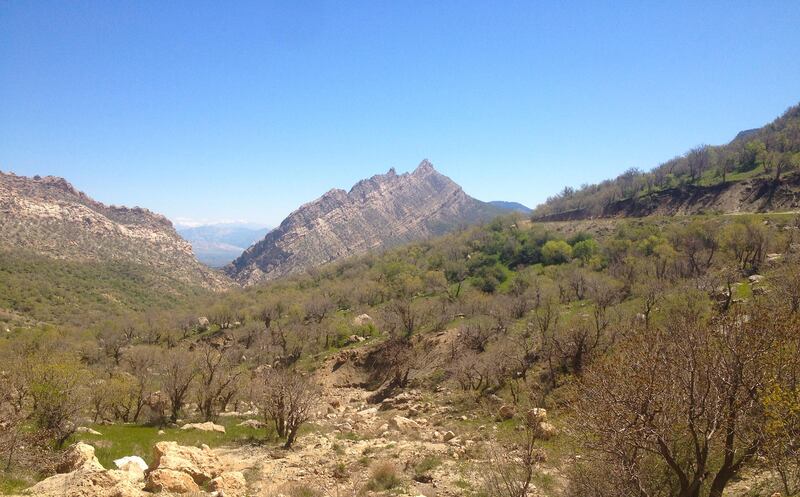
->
<box><xmin>26</xmin><ymin>442</ymin><xmax>144</xmax><ymax>497</ymax></box>
<box><xmin>0</xmin><ymin>171</ymin><xmax>230</xmax><ymax>291</ymax></box>
<box><xmin>148</xmin><ymin>441</ymin><xmax>225</xmax><ymax>486</ymax></box>
<box><xmin>24</xmin><ymin>441</ymin><xmax>234</xmax><ymax>497</ymax></box>
<box><xmin>225</xmin><ymin>160</ymin><xmax>503</xmax><ymax>285</ymax></box>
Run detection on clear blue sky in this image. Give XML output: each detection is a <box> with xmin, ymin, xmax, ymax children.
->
<box><xmin>2</xmin><ymin>1</ymin><xmax>799</xmax><ymax>227</ymax></box>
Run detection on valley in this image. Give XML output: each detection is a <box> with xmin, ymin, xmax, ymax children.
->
<box><xmin>1</xmin><ymin>71</ymin><xmax>800</xmax><ymax>497</ymax></box>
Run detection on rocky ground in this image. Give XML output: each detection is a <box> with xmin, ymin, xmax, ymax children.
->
<box><xmin>15</xmin><ymin>342</ymin><xmax>565</xmax><ymax>497</ymax></box>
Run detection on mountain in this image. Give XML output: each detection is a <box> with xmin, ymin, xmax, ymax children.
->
<box><xmin>488</xmin><ymin>200</ymin><xmax>532</xmax><ymax>214</ymax></box>
<box><xmin>0</xmin><ymin>171</ymin><xmax>231</xmax><ymax>304</ymax></box>
<box><xmin>225</xmin><ymin>160</ymin><xmax>504</xmax><ymax>285</ymax></box>
<box><xmin>178</xmin><ymin>224</ymin><xmax>270</xmax><ymax>267</ymax></box>
<box><xmin>533</xmin><ymin>103</ymin><xmax>800</xmax><ymax>220</ymax></box>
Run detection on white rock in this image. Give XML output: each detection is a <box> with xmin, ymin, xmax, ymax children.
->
<box><xmin>180</xmin><ymin>421</ymin><xmax>226</xmax><ymax>433</ymax></box>
<box><xmin>76</xmin><ymin>426</ymin><xmax>103</xmax><ymax>436</ymax></box>
<box><xmin>113</xmin><ymin>455</ymin><xmax>148</xmax><ymax>473</ymax></box>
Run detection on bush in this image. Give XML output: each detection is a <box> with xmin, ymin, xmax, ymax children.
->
<box><xmin>365</xmin><ymin>461</ymin><xmax>403</xmax><ymax>491</ymax></box>
<box><xmin>541</xmin><ymin>240</ymin><xmax>572</xmax><ymax>265</ymax></box>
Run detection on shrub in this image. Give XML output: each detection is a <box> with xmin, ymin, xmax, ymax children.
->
<box><xmin>541</xmin><ymin>240</ymin><xmax>572</xmax><ymax>265</ymax></box>
<box><xmin>365</xmin><ymin>461</ymin><xmax>403</xmax><ymax>491</ymax></box>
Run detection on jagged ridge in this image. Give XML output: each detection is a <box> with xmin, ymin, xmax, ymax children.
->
<box><xmin>225</xmin><ymin>160</ymin><xmax>503</xmax><ymax>285</ymax></box>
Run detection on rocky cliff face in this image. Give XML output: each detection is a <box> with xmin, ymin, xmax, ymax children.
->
<box><xmin>0</xmin><ymin>171</ymin><xmax>231</xmax><ymax>290</ymax></box>
<box><xmin>225</xmin><ymin>160</ymin><xmax>502</xmax><ymax>285</ymax></box>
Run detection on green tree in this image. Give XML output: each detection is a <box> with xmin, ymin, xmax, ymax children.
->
<box><xmin>541</xmin><ymin>240</ymin><xmax>573</xmax><ymax>265</ymax></box>
<box><xmin>572</xmin><ymin>239</ymin><xmax>599</xmax><ymax>265</ymax></box>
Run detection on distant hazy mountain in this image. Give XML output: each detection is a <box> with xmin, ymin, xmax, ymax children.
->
<box><xmin>178</xmin><ymin>224</ymin><xmax>270</xmax><ymax>268</ymax></box>
<box><xmin>225</xmin><ymin>160</ymin><xmax>506</xmax><ymax>285</ymax></box>
<box><xmin>488</xmin><ymin>201</ymin><xmax>532</xmax><ymax>214</ymax></box>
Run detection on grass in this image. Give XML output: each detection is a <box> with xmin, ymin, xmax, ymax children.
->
<box><xmin>0</xmin><ymin>473</ymin><xmax>33</xmax><ymax>495</ymax></box>
<box><xmin>67</xmin><ymin>416</ymin><xmax>266</xmax><ymax>468</ymax></box>
<box><xmin>365</xmin><ymin>461</ymin><xmax>404</xmax><ymax>492</ymax></box>
<box><xmin>413</xmin><ymin>455</ymin><xmax>442</xmax><ymax>480</ymax></box>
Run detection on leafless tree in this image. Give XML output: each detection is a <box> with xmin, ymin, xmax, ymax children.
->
<box><xmin>195</xmin><ymin>343</ymin><xmax>244</xmax><ymax>421</ymax></box>
<box><xmin>160</xmin><ymin>346</ymin><xmax>198</xmax><ymax>423</ymax></box>
<box><xmin>484</xmin><ymin>411</ymin><xmax>545</xmax><ymax>497</ymax></box>
<box><xmin>255</xmin><ymin>368</ymin><xmax>319</xmax><ymax>448</ymax></box>
<box><xmin>572</xmin><ymin>308</ymin><xmax>799</xmax><ymax>497</ymax></box>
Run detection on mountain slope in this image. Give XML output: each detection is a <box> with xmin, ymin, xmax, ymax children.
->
<box><xmin>225</xmin><ymin>160</ymin><xmax>503</xmax><ymax>285</ymax></box>
<box><xmin>0</xmin><ymin>171</ymin><xmax>231</xmax><ymax>293</ymax></box>
<box><xmin>489</xmin><ymin>200</ymin><xmax>532</xmax><ymax>214</ymax></box>
<box><xmin>178</xmin><ymin>224</ymin><xmax>270</xmax><ymax>267</ymax></box>
<box><xmin>533</xmin><ymin>103</ymin><xmax>800</xmax><ymax>220</ymax></box>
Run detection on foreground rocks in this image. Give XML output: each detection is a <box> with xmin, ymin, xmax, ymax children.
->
<box><xmin>148</xmin><ymin>441</ymin><xmax>225</xmax><ymax>486</ymax></box>
<box><xmin>24</xmin><ymin>440</ymin><xmax>244</xmax><ymax>497</ymax></box>
<box><xmin>27</xmin><ymin>443</ymin><xmax>143</xmax><ymax>497</ymax></box>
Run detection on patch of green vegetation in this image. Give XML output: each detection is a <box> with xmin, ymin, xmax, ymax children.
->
<box><xmin>336</xmin><ymin>431</ymin><xmax>364</xmax><ymax>442</ymax></box>
<box><xmin>0</xmin><ymin>249</ymin><xmax>207</xmax><ymax>326</ymax></box>
<box><xmin>69</xmin><ymin>417</ymin><xmax>264</xmax><ymax>468</ymax></box>
<box><xmin>365</xmin><ymin>461</ymin><xmax>404</xmax><ymax>492</ymax></box>
<box><xmin>413</xmin><ymin>455</ymin><xmax>442</xmax><ymax>480</ymax></box>
<box><xmin>0</xmin><ymin>473</ymin><xmax>34</xmax><ymax>495</ymax></box>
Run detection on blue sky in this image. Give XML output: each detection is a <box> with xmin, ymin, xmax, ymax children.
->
<box><xmin>2</xmin><ymin>1</ymin><xmax>799</xmax><ymax>227</ymax></box>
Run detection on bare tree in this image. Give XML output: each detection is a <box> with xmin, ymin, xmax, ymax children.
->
<box><xmin>195</xmin><ymin>343</ymin><xmax>243</xmax><ymax>421</ymax></box>
<box><xmin>255</xmin><ymin>368</ymin><xmax>318</xmax><ymax>448</ymax></box>
<box><xmin>160</xmin><ymin>346</ymin><xmax>198</xmax><ymax>423</ymax></box>
<box><xmin>572</xmin><ymin>308</ymin><xmax>799</xmax><ymax>497</ymax></box>
<box><xmin>483</xmin><ymin>410</ymin><xmax>545</xmax><ymax>497</ymax></box>
<box><xmin>121</xmin><ymin>344</ymin><xmax>159</xmax><ymax>422</ymax></box>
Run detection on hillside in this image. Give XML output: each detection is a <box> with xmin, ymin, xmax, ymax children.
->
<box><xmin>0</xmin><ymin>171</ymin><xmax>231</xmax><ymax>325</ymax></box>
<box><xmin>225</xmin><ymin>160</ymin><xmax>504</xmax><ymax>285</ymax></box>
<box><xmin>5</xmin><ymin>210</ymin><xmax>800</xmax><ymax>497</ymax></box>
<box><xmin>533</xmin><ymin>103</ymin><xmax>800</xmax><ymax>220</ymax></box>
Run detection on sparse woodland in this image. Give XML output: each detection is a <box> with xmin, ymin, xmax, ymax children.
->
<box><xmin>2</xmin><ymin>211</ymin><xmax>800</xmax><ymax>496</ymax></box>
<box><xmin>534</xmin><ymin>104</ymin><xmax>800</xmax><ymax>218</ymax></box>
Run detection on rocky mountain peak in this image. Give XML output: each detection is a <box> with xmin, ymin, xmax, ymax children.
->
<box><xmin>413</xmin><ymin>159</ymin><xmax>436</xmax><ymax>175</ymax></box>
<box><xmin>225</xmin><ymin>160</ymin><xmax>502</xmax><ymax>285</ymax></box>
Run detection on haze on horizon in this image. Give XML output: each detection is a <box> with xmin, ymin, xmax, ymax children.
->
<box><xmin>2</xmin><ymin>1</ymin><xmax>800</xmax><ymax>227</ymax></box>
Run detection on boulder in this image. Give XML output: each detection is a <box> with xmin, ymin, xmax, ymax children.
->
<box><xmin>57</xmin><ymin>442</ymin><xmax>104</xmax><ymax>473</ymax></box>
<box><xmin>356</xmin><ymin>407</ymin><xmax>379</xmax><ymax>419</ymax></box>
<box><xmin>538</xmin><ymin>422</ymin><xmax>558</xmax><ymax>440</ymax></box>
<box><xmin>209</xmin><ymin>471</ymin><xmax>248</xmax><ymax>497</ymax></box>
<box><xmin>145</xmin><ymin>468</ymin><xmax>200</xmax><ymax>493</ymax></box>
<box><xmin>113</xmin><ymin>456</ymin><xmax>148</xmax><ymax>476</ymax></box>
<box><xmin>443</xmin><ymin>430</ymin><xmax>456</xmax><ymax>441</ymax></box>
<box><xmin>748</xmin><ymin>274</ymin><xmax>765</xmax><ymax>284</ymax></box>
<box><xmin>76</xmin><ymin>426</ymin><xmax>103</xmax><ymax>436</ymax></box>
<box><xmin>345</xmin><ymin>334</ymin><xmax>366</xmax><ymax>345</ymax></box>
<box><xmin>526</xmin><ymin>408</ymin><xmax>547</xmax><ymax>425</ymax></box>
<box><xmin>389</xmin><ymin>415</ymin><xmax>421</xmax><ymax>434</ymax></box>
<box><xmin>150</xmin><ymin>441</ymin><xmax>224</xmax><ymax>485</ymax></box>
<box><xmin>498</xmin><ymin>405</ymin><xmax>515</xmax><ymax>420</ymax></box>
<box><xmin>353</xmin><ymin>313</ymin><xmax>374</xmax><ymax>326</ymax></box>
<box><xmin>180</xmin><ymin>421</ymin><xmax>226</xmax><ymax>433</ymax></box>
<box><xmin>26</xmin><ymin>468</ymin><xmax>143</xmax><ymax>497</ymax></box>
<box><xmin>237</xmin><ymin>419</ymin><xmax>265</xmax><ymax>429</ymax></box>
